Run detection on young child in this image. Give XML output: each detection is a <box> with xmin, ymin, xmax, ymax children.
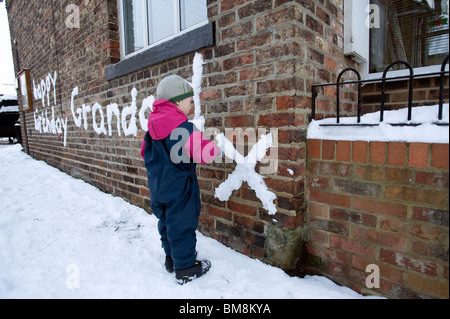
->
<box><xmin>141</xmin><ymin>75</ymin><xmax>220</xmax><ymax>284</ymax></box>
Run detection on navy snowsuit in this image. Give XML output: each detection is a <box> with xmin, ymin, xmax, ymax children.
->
<box><xmin>141</xmin><ymin>99</ymin><xmax>218</xmax><ymax>270</ymax></box>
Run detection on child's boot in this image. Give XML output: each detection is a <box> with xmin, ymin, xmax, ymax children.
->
<box><xmin>165</xmin><ymin>251</ymin><xmax>197</xmax><ymax>273</ymax></box>
<box><xmin>175</xmin><ymin>260</ymin><xmax>211</xmax><ymax>285</ymax></box>
<box><xmin>165</xmin><ymin>256</ymin><xmax>174</xmax><ymax>273</ymax></box>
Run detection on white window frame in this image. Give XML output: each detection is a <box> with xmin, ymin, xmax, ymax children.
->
<box><xmin>344</xmin><ymin>0</ymin><xmax>449</xmax><ymax>80</ymax></box>
<box><xmin>117</xmin><ymin>0</ymin><xmax>209</xmax><ymax>59</ymax></box>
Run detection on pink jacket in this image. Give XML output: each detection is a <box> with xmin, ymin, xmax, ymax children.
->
<box><xmin>141</xmin><ymin>99</ymin><xmax>219</xmax><ymax>164</ymax></box>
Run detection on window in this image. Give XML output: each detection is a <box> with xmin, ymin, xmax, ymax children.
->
<box><xmin>120</xmin><ymin>0</ymin><xmax>208</xmax><ymax>57</ymax></box>
<box><xmin>369</xmin><ymin>0</ymin><xmax>449</xmax><ymax>73</ymax></box>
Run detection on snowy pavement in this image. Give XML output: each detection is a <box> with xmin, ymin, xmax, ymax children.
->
<box><xmin>0</xmin><ymin>144</ymin><xmax>380</xmax><ymax>299</ymax></box>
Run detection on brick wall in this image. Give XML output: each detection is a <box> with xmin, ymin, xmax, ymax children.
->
<box><xmin>306</xmin><ymin>138</ymin><xmax>449</xmax><ymax>298</ymax></box>
<box><xmin>7</xmin><ymin>0</ymin><xmax>449</xmax><ymax>298</ymax></box>
<box><xmin>197</xmin><ymin>0</ymin><xmax>360</xmax><ymax>270</ymax></box>
<box><xmin>7</xmin><ymin>0</ymin><xmax>359</xmax><ymax>273</ymax></box>
<box><xmin>361</xmin><ymin>77</ymin><xmax>450</xmax><ymax>115</ymax></box>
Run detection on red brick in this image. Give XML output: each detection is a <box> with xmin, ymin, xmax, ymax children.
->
<box><xmin>329</xmin><ymin>235</ymin><xmax>376</xmax><ymax>258</ymax></box>
<box><xmin>223</xmin><ymin>52</ymin><xmax>254</xmax><ymax>71</ymax></box>
<box><xmin>353</xmin><ymin>227</ymin><xmax>407</xmax><ymax>251</ymax></box>
<box><xmin>217</xmin><ymin>12</ymin><xmax>236</xmax><ymax>28</ymax></box>
<box><xmin>330</xmin><ymin>208</ymin><xmax>377</xmax><ymax>228</ymax></box>
<box><xmin>431</xmin><ymin>143</ymin><xmax>449</xmax><ymax>170</ymax></box>
<box><xmin>199</xmin><ymin>215</ymin><xmax>214</xmax><ymax>230</ymax></box>
<box><xmin>200</xmin><ymin>89</ymin><xmax>223</xmax><ymax>101</ymax></box>
<box><xmin>224</xmin><ymin>115</ymin><xmax>254</xmax><ymax>127</ymax></box>
<box><xmin>411</xmin><ymin>206</ymin><xmax>448</xmax><ymax>226</ymax></box>
<box><xmin>234</xmin><ymin>215</ymin><xmax>264</xmax><ymax>233</ymax></box>
<box><xmin>308</xmin><ymin>139</ymin><xmax>321</xmax><ymax>159</ymax></box>
<box><xmin>205</xmin><ymin>205</ymin><xmax>232</xmax><ymax>221</ymax></box>
<box><xmin>352</xmin><ymin>255</ymin><xmax>405</xmax><ymax>284</ymax></box>
<box><xmin>408</xmin><ymin>143</ymin><xmax>429</xmax><ymax>168</ymax></box>
<box><xmin>101</xmin><ymin>40</ymin><xmax>119</xmax><ymax>51</ymax></box>
<box><xmin>311</xmin><ymin>230</ymin><xmax>328</xmax><ymax>243</ymax></box>
<box><xmin>324</xmin><ymin>86</ymin><xmax>336</xmax><ymax>98</ymax></box>
<box><xmin>256</xmin><ymin>7</ymin><xmax>298</xmax><ymax>30</ymax></box>
<box><xmin>388</xmin><ymin>142</ymin><xmax>407</xmax><ymax>166</ymax></box>
<box><xmin>322</xmin><ymin>140</ymin><xmax>335</xmax><ymax>160</ymax></box>
<box><xmin>307</xmin><ymin>244</ymin><xmax>348</xmax><ymax>265</ymax></box>
<box><xmin>257</xmin><ymin>77</ymin><xmax>297</xmax><ymax>94</ymax></box>
<box><xmin>355</xmin><ymin>165</ymin><xmax>411</xmax><ymax>183</ymax></box>
<box><xmin>221</xmin><ymin>21</ymin><xmax>253</xmax><ymax>41</ymax></box>
<box><xmin>228</xmin><ymin>200</ymin><xmax>257</xmax><ymax>217</ymax></box>
<box><xmin>237</xmin><ymin>32</ymin><xmax>272</xmax><ymax>51</ymax></box>
<box><xmin>240</xmin><ymin>65</ymin><xmax>273</xmax><ymax>81</ymax></box>
<box><xmin>265</xmin><ymin>178</ymin><xmax>303</xmax><ymax>195</ymax></box>
<box><xmin>278</xmin><ymin>130</ymin><xmax>307</xmax><ymax>144</ymax></box>
<box><xmin>276</xmin><ymin>95</ymin><xmax>297</xmax><ymax>111</ymax></box>
<box><xmin>309</xmin><ymin>202</ymin><xmax>329</xmax><ymax>218</ymax></box>
<box><xmin>278</xmin><ymin>146</ymin><xmax>305</xmax><ymax>161</ymax></box>
<box><xmin>407</xmin><ymin>273</ymin><xmax>449</xmax><ymax>299</ymax></box>
<box><xmin>380</xmin><ymin>216</ymin><xmax>441</xmax><ymax>242</ymax></box>
<box><xmin>415</xmin><ymin>171</ymin><xmax>449</xmax><ymax>188</ymax></box>
<box><xmin>224</xmin><ymin>84</ymin><xmax>253</xmax><ymax>97</ymax></box>
<box><xmin>308</xmin><ymin>161</ymin><xmax>352</xmax><ymax>176</ymax></box>
<box><xmin>369</xmin><ymin>141</ymin><xmax>386</xmax><ymax>164</ymax></box>
<box><xmin>256</xmin><ymin>43</ymin><xmax>301</xmax><ymax>64</ymax></box>
<box><xmin>238</xmin><ymin>1</ymin><xmax>273</xmax><ymax>19</ymax></box>
<box><xmin>336</xmin><ymin>141</ymin><xmax>351</xmax><ymax>162</ymax></box>
<box><xmin>386</xmin><ymin>186</ymin><xmax>447</xmax><ymax>206</ymax></box>
<box><xmin>276</xmin><ymin>194</ymin><xmax>301</xmax><ymax>211</ymax></box>
<box><xmin>220</xmin><ymin>0</ymin><xmax>247</xmax><ymax>12</ymax></box>
<box><xmin>411</xmin><ymin>240</ymin><xmax>428</xmax><ymax>257</ymax></box>
<box><xmin>278</xmin><ymin>162</ymin><xmax>305</xmax><ymax>178</ymax></box>
<box><xmin>325</xmin><ymin>57</ymin><xmax>338</xmax><ymax>72</ymax></box>
<box><xmin>272</xmin><ymin>211</ymin><xmax>305</xmax><ymax>229</ymax></box>
<box><xmin>257</xmin><ymin>112</ymin><xmax>303</xmax><ymax>127</ymax></box>
<box><xmin>309</xmin><ymin>189</ymin><xmax>351</xmax><ymax>208</ymax></box>
<box><xmin>352</xmin><ymin>141</ymin><xmax>367</xmax><ymax>163</ymax></box>
<box><xmin>353</xmin><ymin>197</ymin><xmax>407</xmax><ymax>218</ymax></box>
<box><xmin>309</xmin><ymin>176</ymin><xmax>330</xmax><ymax>189</ymax></box>
<box><xmin>380</xmin><ymin>249</ymin><xmax>438</xmax><ymax>277</ymax></box>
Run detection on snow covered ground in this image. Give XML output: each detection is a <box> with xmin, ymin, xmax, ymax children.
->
<box><xmin>0</xmin><ymin>144</ymin><xmax>382</xmax><ymax>299</ymax></box>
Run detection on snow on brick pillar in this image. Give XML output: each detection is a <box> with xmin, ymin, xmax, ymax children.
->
<box><xmin>306</xmin><ymin>139</ymin><xmax>449</xmax><ymax>299</ymax></box>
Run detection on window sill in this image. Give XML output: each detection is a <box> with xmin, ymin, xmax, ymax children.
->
<box><xmin>363</xmin><ymin>64</ymin><xmax>449</xmax><ymax>82</ymax></box>
<box><xmin>105</xmin><ymin>22</ymin><xmax>214</xmax><ymax>81</ymax></box>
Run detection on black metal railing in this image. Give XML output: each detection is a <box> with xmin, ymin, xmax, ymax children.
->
<box><xmin>311</xmin><ymin>55</ymin><xmax>449</xmax><ymax>126</ymax></box>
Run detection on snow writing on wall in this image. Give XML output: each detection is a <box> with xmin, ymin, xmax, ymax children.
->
<box><xmin>32</xmin><ymin>71</ymin><xmax>68</xmax><ymax>146</ymax></box>
<box><xmin>70</xmin><ymin>86</ymin><xmax>154</xmax><ymax>137</ymax></box>
<box><xmin>215</xmin><ymin>131</ymin><xmax>277</xmax><ymax>215</ymax></box>
<box><xmin>30</xmin><ymin>53</ymin><xmax>278</xmax><ymax>215</ymax></box>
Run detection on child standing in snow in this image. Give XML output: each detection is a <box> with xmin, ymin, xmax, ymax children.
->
<box><xmin>141</xmin><ymin>75</ymin><xmax>219</xmax><ymax>284</ymax></box>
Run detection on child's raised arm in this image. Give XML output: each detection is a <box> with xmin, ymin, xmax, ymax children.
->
<box><xmin>184</xmin><ymin>131</ymin><xmax>220</xmax><ymax>164</ymax></box>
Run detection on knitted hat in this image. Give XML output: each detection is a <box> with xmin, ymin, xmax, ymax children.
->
<box><xmin>156</xmin><ymin>75</ymin><xmax>194</xmax><ymax>104</ymax></box>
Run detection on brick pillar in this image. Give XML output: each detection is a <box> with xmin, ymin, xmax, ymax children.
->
<box><xmin>306</xmin><ymin>139</ymin><xmax>449</xmax><ymax>299</ymax></box>
<box><xmin>196</xmin><ymin>0</ymin><xmax>353</xmax><ymax>273</ymax></box>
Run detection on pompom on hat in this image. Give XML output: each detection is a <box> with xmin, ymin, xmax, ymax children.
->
<box><xmin>156</xmin><ymin>75</ymin><xmax>194</xmax><ymax>104</ymax></box>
